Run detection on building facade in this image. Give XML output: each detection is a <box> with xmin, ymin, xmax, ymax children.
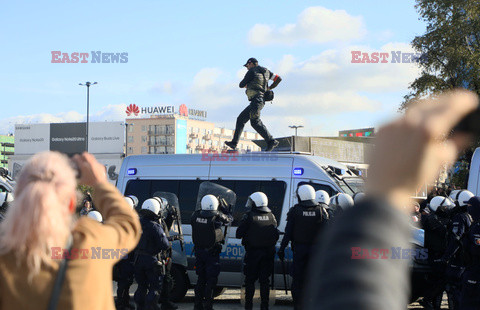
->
<box><xmin>0</xmin><ymin>135</ymin><xmax>14</xmax><ymax>169</ymax></box>
<box><xmin>125</xmin><ymin>115</ymin><xmax>262</xmax><ymax>155</ymax></box>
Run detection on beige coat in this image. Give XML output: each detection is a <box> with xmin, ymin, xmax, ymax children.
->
<box><xmin>0</xmin><ymin>182</ymin><xmax>141</xmax><ymax>310</ymax></box>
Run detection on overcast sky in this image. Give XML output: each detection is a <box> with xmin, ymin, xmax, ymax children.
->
<box><xmin>0</xmin><ymin>0</ymin><xmax>426</xmax><ymax>137</ymax></box>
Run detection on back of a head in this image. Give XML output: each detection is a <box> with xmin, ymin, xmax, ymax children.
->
<box><xmin>315</xmin><ymin>190</ymin><xmax>330</xmax><ymax>205</ymax></box>
<box><xmin>201</xmin><ymin>194</ymin><xmax>219</xmax><ymax>211</ymax></box>
<box><xmin>0</xmin><ymin>151</ymin><xmax>77</xmax><ymax>276</ymax></box>
<box><xmin>429</xmin><ymin>196</ymin><xmax>455</xmax><ymax>212</ymax></box>
<box><xmin>331</xmin><ymin>193</ymin><xmax>354</xmax><ymax>210</ymax></box>
<box><xmin>297</xmin><ymin>185</ymin><xmax>315</xmax><ymax>202</ymax></box>
<box><xmin>456</xmin><ymin>190</ymin><xmax>474</xmax><ymax>207</ymax></box>
<box><xmin>353</xmin><ymin>192</ymin><xmax>366</xmax><ymax>204</ymax></box>
<box><xmin>247</xmin><ymin>191</ymin><xmax>269</xmax><ymax>212</ymax></box>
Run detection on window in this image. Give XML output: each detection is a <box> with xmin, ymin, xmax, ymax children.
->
<box><xmin>128</xmin><ymin>125</ymin><xmax>134</xmax><ymax>133</ymax></box>
<box><xmin>202</xmin><ymin>128</ymin><xmax>206</xmax><ymax>134</ymax></box>
<box><xmin>141</xmin><ymin>135</ymin><xmax>147</xmax><ymax>142</ymax></box>
<box><xmin>127</xmin><ymin>146</ymin><xmax>134</xmax><ymax>153</ymax></box>
<box><xmin>298</xmin><ymin>181</ymin><xmax>338</xmax><ymax>197</ymax></box>
<box><xmin>124</xmin><ymin>179</ymin><xmax>286</xmax><ymax>226</ymax></box>
<box><xmin>142</xmin><ymin>125</ymin><xmax>147</xmax><ymax>132</ymax></box>
<box><xmin>141</xmin><ymin>146</ymin><xmax>147</xmax><ymax>154</ymax></box>
<box><xmin>127</xmin><ymin>136</ymin><xmax>134</xmax><ymax>143</ymax></box>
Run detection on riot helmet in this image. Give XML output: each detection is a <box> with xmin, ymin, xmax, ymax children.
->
<box><xmin>87</xmin><ymin>210</ymin><xmax>103</xmax><ymax>222</ymax></box>
<box><xmin>330</xmin><ymin>193</ymin><xmax>354</xmax><ymax>210</ymax></box>
<box><xmin>297</xmin><ymin>185</ymin><xmax>316</xmax><ymax>202</ymax></box>
<box><xmin>246</xmin><ymin>192</ymin><xmax>270</xmax><ymax>212</ymax></box>
<box><xmin>141</xmin><ymin>197</ymin><xmax>164</xmax><ymax>215</ymax></box>
<box><xmin>353</xmin><ymin>192</ymin><xmax>366</xmax><ymax>204</ymax></box>
<box><xmin>315</xmin><ymin>190</ymin><xmax>330</xmax><ymax>205</ymax></box>
<box><xmin>455</xmin><ymin>190</ymin><xmax>474</xmax><ymax>207</ymax></box>
<box><xmin>201</xmin><ymin>194</ymin><xmax>219</xmax><ymax>211</ymax></box>
<box><xmin>449</xmin><ymin>190</ymin><xmax>460</xmax><ymax>202</ymax></box>
<box><xmin>124</xmin><ymin>195</ymin><xmax>138</xmax><ymax>209</ymax></box>
<box><xmin>429</xmin><ymin>196</ymin><xmax>455</xmax><ymax>212</ymax></box>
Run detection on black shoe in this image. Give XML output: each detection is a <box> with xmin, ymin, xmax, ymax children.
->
<box><xmin>161</xmin><ymin>301</ymin><xmax>178</xmax><ymax>310</ymax></box>
<box><xmin>224</xmin><ymin>141</ymin><xmax>237</xmax><ymax>150</ymax></box>
<box><xmin>265</xmin><ymin>139</ymin><xmax>279</xmax><ymax>152</ymax></box>
<box><xmin>419</xmin><ymin>298</ymin><xmax>434</xmax><ymax>310</ymax></box>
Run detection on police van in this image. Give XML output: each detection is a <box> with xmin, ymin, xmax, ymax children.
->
<box><xmin>116</xmin><ymin>152</ymin><xmax>427</xmax><ymax>301</ymax></box>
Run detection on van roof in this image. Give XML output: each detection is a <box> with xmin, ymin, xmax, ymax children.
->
<box><xmin>124</xmin><ymin>153</ymin><xmax>350</xmax><ymax>170</ymax></box>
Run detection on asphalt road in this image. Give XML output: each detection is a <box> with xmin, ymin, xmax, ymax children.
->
<box><xmin>116</xmin><ymin>285</ymin><xmax>450</xmax><ymax>309</ymax></box>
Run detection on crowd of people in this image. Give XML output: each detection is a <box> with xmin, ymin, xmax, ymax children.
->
<box><xmin>0</xmin><ymin>89</ymin><xmax>478</xmax><ymax>310</ymax></box>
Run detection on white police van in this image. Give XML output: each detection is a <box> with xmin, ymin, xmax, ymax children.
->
<box><xmin>116</xmin><ymin>151</ymin><xmax>364</xmax><ymax>300</ymax></box>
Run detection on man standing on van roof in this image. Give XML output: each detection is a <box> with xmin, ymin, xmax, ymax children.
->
<box><xmin>225</xmin><ymin>58</ymin><xmax>282</xmax><ymax>152</ymax></box>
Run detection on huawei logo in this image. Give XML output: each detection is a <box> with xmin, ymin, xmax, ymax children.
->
<box><xmin>126</xmin><ymin>104</ymin><xmax>140</xmax><ymax>116</ymax></box>
<box><xmin>179</xmin><ymin>104</ymin><xmax>188</xmax><ymax>117</ymax></box>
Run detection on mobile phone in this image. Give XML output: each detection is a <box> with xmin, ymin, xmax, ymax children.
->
<box><xmin>452</xmin><ymin>107</ymin><xmax>480</xmax><ymax>137</ymax></box>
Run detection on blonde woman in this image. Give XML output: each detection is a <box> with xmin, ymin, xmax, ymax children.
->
<box><xmin>0</xmin><ymin>151</ymin><xmax>141</xmax><ymax>309</ymax></box>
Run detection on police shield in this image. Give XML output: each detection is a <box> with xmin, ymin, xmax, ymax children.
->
<box><xmin>153</xmin><ymin>191</ymin><xmax>185</xmax><ymax>251</ymax></box>
<box><xmin>195</xmin><ymin>181</ymin><xmax>236</xmax><ymax>249</ymax></box>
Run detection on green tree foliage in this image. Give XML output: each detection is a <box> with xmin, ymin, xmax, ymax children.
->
<box><xmin>401</xmin><ymin>0</ymin><xmax>480</xmax><ymax>110</ymax></box>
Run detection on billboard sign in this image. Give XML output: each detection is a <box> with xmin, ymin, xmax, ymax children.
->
<box><xmin>15</xmin><ymin>122</ymin><xmax>124</xmax><ymax>155</ymax></box>
<box><xmin>14</xmin><ymin>124</ymin><xmax>50</xmax><ymax>155</ymax></box>
<box><xmin>50</xmin><ymin>122</ymin><xmax>87</xmax><ymax>155</ymax></box>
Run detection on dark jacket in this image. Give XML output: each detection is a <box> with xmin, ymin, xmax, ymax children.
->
<box><xmin>304</xmin><ymin>198</ymin><xmax>412</xmax><ymax>310</ymax></box>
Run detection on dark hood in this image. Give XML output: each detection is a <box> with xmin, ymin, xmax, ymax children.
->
<box><xmin>467</xmin><ymin>197</ymin><xmax>480</xmax><ymax>221</ymax></box>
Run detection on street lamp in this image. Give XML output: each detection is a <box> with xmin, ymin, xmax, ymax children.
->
<box><xmin>289</xmin><ymin>125</ymin><xmax>304</xmax><ymax>136</ymax></box>
<box><xmin>79</xmin><ymin>81</ymin><xmax>98</xmax><ymax>152</ymax></box>
<box><xmin>125</xmin><ymin>123</ymin><xmax>134</xmax><ymax>156</ymax></box>
<box><xmin>289</xmin><ymin>125</ymin><xmax>304</xmax><ymax>151</ymax></box>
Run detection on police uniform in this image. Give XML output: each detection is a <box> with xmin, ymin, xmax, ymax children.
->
<box><xmin>159</xmin><ymin>212</ymin><xmax>180</xmax><ymax>310</ymax></box>
<box><xmin>114</xmin><ymin>251</ymin><xmax>136</xmax><ymax>310</ymax></box>
<box><xmin>442</xmin><ymin>205</ymin><xmax>473</xmax><ymax>309</ymax></box>
<box><xmin>236</xmin><ymin>207</ymin><xmax>279</xmax><ymax>310</ymax></box>
<box><xmin>134</xmin><ymin>210</ymin><xmax>170</xmax><ymax>310</ymax></box>
<box><xmin>191</xmin><ymin>208</ymin><xmax>233</xmax><ymax>310</ymax></box>
<box><xmin>419</xmin><ymin>207</ymin><xmax>451</xmax><ymax>309</ymax></box>
<box><xmin>459</xmin><ymin>197</ymin><xmax>480</xmax><ymax>309</ymax></box>
<box><xmin>279</xmin><ymin>200</ymin><xmax>327</xmax><ymax>309</ymax></box>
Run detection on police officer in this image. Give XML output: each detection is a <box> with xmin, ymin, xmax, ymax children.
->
<box><xmin>419</xmin><ymin>196</ymin><xmax>455</xmax><ymax>310</ymax></box>
<box><xmin>441</xmin><ymin>189</ymin><xmax>475</xmax><ymax>309</ymax></box>
<box><xmin>236</xmin><ymin>192</ymin><xmax>279</xmax><ymax>310</ymax></box>
<box><xmin>114</xmin><ymin>195</ymin><xmax>138</xmax><ymax>310</ymax></box>
<box><xmin>158</xmin><ymin>197</ymin><xmax>182</xmax><ymax>310</ymax></box>
<box><xmin>459</xmin><ymin>196</ymin><xmax>480</xmax><ymax>309</ymax></box>
<box><xmin>225</xmin><ymin>58</ymin><xmax>282</xmax><ymax>152</ymax></box>
<box><xmin>191</xmin><ymin>194</ymin><xmax>233</xmax><ymax>310</ymax></box>
<box><xmin>314</xmin><ymin>190</ymin><xmax>330</xmax><ymax>222</ymax></box>
<box><xmin>277</xmin><ymin>184</ymin><xmax>328</xmax><ymax>309</ymax></box>
<box><xmin>134</xmin><ymin>198</ymin><xmax>170</xmax><ymax>310</ymax></box>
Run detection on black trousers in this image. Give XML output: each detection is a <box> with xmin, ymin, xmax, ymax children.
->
<box><xmin>232</xmin><ymin>95</ymin><xmax>272</xmax><ymax>144</ymax></box>
<box><xmin>243</xmin><ymin>246</ymin><xmax>275</xmax><ymax>309</ymax></box>
<box><xmin>194</xmin><ymin>247</ymin><xmax>221</xmax><ymax>310</ymax></box>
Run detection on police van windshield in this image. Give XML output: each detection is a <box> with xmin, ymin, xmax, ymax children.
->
<box><xmin>338</xmin><ymin>177</ymin><xmax>365</xmax><ymax>196</ymax></box>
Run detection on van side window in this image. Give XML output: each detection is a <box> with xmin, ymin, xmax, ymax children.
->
<box><xmin>298</xmin><ymin>182</ymin><xmax>337</xmax><ymax>197</ymax></box>
<box><xmin>124</xmin><ymin>179</ymin><xmax>287</xmax><ymax>227</ymax></box>
<box><xmin>212</xmin><ymin>180</ymin><xmax>286</xmax><ymax>226</ymax></box>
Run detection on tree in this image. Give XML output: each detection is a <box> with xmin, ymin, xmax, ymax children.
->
<box><xmin>401</xmin><ymin>0</ymin><xmax>480</xmax><ymax>110</ymax></box>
